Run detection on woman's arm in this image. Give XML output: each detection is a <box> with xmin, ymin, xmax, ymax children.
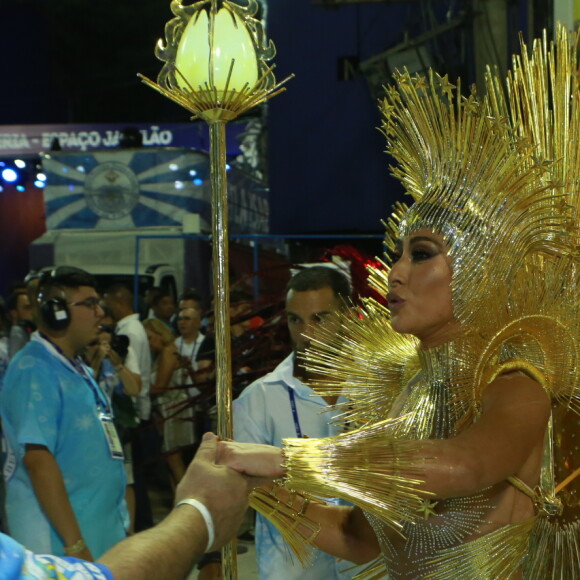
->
<box><xmin>222</xmin><ymin>373</ymin><xmax>550</xmax><ymax>498</ymax></box>
<box><xmin>282</xmin><ymin>490</ymin><xmax>380</xmax><ymax>564</ymax></box>
<box><xmin>151</xmin><ymin>345</ymin><xmax>179</xmax><ymax>395</ymax></box>
<box><xmin>411</xmin><ymin>372</ymin><xmax>550</xmax><ymax>497</ymax></box>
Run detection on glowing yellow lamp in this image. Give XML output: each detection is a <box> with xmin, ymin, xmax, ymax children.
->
<box><xmin>175</xmin><ymin>7</ymin><xmax>259</xmax><ymax>93</ymax></box>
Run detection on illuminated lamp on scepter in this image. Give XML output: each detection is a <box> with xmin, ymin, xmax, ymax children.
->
<box><xmin>138</xmin><ymin>1</ymin><xmax>292</xmax><ymax>577</ymax></box>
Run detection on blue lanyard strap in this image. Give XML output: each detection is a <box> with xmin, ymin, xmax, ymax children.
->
<box><xmin>288</xmin><ymin>389</ymin><xmax>302</xmax><ymax>438</ymax></box>
<box><xmin>39</xmin><ymin>333</ymin><xmax>111</xmax><ymax>415</ymax></box>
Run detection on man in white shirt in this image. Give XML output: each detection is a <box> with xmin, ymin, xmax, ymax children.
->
<box><xmin>175</xmin><ymin>306</ymin><xmax>215</xmax><ymax>405</ymax></box>
<box><xmin>103</xmin><ymin>284</ymin><xmax>154</xmax><ymax>531</ymax></box>
<box><xmin>234</xmin><ymin>266</ymin><xmax>365</xmax><ymax>580</ymax></box>
<box><xmin>103</xmin><ymin>285</ymin><xmax>151</xmax><ymax>420</ymax></box>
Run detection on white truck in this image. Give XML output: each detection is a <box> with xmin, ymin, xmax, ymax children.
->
<box><xmin>28</xmin><ymin>146</ymin><xmax>274</xmax><ymax>306</ymax></box>
<box><xmin>29</xmin><ymin>227</ymin><xmax>215</xmax><ymax>316</ymax></box>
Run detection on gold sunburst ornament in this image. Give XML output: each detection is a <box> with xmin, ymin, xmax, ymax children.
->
<box><xmin>139</xmin><ymin>2</ymin><xmax>292</xmax><ymax>578</ymax></box>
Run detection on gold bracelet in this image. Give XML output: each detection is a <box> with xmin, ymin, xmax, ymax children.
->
<box><xmin>64</xmin><ymin>538</ymin><xmax>86</xmax><ymax>555</ymax></box>
<box><xmin>298</xmin><ymin>497</ymin><xmax>311</xmax><ymax>516</ymax></box>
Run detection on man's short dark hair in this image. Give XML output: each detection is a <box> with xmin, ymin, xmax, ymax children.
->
<box><xmin>286</xmin><ymin>266</ymin><xmax>351</xmax><ymax>299</ymax></box>
<box><xmin>103</xmin><ymin>283</ymin><xmax>133</xmax><ymax>305</ymax></box>
<box><xmin>151</xmin><ymin>290</ymin><xmax>173</xmax><ymax>307</ymax></box>
<box><xmin>38</xmin><ymin>266</ymin><xmax>97</xmax><ymax>299</ymax></box>
<box><xmin>179</xmin><ymin>288</ymin><xmax>202</xmax><ymax>303</ymax></box>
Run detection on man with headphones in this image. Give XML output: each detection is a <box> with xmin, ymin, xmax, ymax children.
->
<box><xmin>1</xmin><ymin>266</ymin><xmax>129</xmax><ymax>561</ymax></box>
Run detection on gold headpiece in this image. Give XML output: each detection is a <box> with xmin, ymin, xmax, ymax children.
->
<box><xmin>380</xmin><ymin>30</ymin><xmax>579</xmax><ymax>335</ymax></box>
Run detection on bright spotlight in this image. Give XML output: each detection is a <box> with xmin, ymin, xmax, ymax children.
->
<box><xmin>36</xmin><ymin>172</ymin><xmax>47</xmax><ymax>182</ymax></box>
<box><xmin>16</xmin><ymin>185</ymin><xmax>26</xmax><ymax>192</ymax></box>
<box><xmin>2</xmin><ymin>168</ymin><xmax>19</xmax><ymax>183</ymax></box>
<box><xmin>14</xmin><ymin>159</ymin><xmax>26</xmax><ymax>169</ymax></box>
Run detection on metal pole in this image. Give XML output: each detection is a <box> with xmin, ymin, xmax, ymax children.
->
<box><xmin>208</xmin><ymin>120</ymin><xmax>237</xmax><ymax>580</ymax></box>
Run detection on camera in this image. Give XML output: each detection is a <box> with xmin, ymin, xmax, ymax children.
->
<box><xmin>110</xmin><ymin>334</ymin><xmax>129</xmax><ymax>360</ymax></box>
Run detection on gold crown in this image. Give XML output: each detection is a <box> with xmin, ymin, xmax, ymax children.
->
<box><xmin>378</xmin><ymin>26</ymin><xmax>579</xmax><ymax>336</ymax></box>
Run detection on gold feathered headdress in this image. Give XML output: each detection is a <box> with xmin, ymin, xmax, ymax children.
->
<box><xmin>380</xmin><ymin>31</ymin><xmax>579</xmax><ymax>333</ymax></box>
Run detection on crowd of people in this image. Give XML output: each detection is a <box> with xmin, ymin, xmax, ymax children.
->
<box><xmin>0</xmin><ymin>263</ymin><xmax>347</xmax><ymax>579</ymax></box>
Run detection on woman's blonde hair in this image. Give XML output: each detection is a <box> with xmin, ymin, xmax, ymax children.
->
<box><xmin>143</xmin><ymin>318</ymin><xmax>175</xmax><ymax>347</ymax></box>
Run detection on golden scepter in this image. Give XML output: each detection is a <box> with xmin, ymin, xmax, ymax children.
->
<box><xmin>139</xmin><ymin>1</ymin><xmax>292</xmax><ymax>577</ymax></box>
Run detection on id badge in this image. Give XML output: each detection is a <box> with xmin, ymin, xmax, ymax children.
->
<box><xmin>99</xmin><ymin>413</ymin><xmax>124</xmax><ymax>460</ymax></box>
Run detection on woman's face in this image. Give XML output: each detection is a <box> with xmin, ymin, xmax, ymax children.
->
<box><xmin>146</xmin><ymin>328</ymin><xmax>164</xmax><ymax>354</ymax></box>
<box><xmin>387</xmin><ymin>229</ymin><xmax>459</xmax><ymax>348</ymax></box>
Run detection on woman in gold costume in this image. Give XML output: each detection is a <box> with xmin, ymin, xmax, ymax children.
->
<box><xmin>220</xmin><ymin>26</ymin><xmax>580</xmax><ymax>580</ymax></box>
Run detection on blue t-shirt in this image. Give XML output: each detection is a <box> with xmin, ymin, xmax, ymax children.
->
<box><xmin>1</xmin><ymin>335</ymin><xmax>128</xmax><ymax>558</ymax></box>
<box><xmin>0</xmin><ymin>532</ymin><xmax>112</xmax><ymax>579</ymax></box>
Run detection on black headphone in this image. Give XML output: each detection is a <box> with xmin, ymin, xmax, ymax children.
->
<box><xmin>36</xmin><ymin>267</ymin><xmax>75</xmax><ymax>331</ymax></box>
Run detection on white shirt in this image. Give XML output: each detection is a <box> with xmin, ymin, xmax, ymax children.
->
<box><xmin>234</xmin><ymin>354</ymin><xmax>365</xmax><ymax>580</ymax></box>
<box><xmin>116</xmin><ymin>314</ymin><xmax>151</xmax><ymax>420</ymax></box>
<box><xmin>174</xmin><ymin>334</ymin><xmax>205</xmax><ymax>397</ymax></box>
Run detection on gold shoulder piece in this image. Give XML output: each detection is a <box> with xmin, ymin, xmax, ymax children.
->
<box><xmin>351</xmin><ymin>556</ymin><xmax>390</xmax><ymax>580</ymax></box>
<box><xmin>302</xmin><ymin>300</ymin><xmax>418</xmax><ymax>428</ymax></box>
<box><xmin>483</xmin><ymin>359</ymin><xmax>547</xmax><ymax>391</ymax></box>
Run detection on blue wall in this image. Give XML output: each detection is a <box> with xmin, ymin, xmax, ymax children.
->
<box><xmin>266</xmin><ymin>1</ymin><xmax>476</xmax><ymax>233</ymax></box>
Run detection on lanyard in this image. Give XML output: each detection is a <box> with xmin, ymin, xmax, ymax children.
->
<box><xmin>180</xmin><ymin>336</ymin><xmax>202</xmax><ymax>381</ymax></box>
<box><xmin>180</xmin><ymin>336</ymin><xmax>203</xmax><ymax>363</ymax></box>
<box><xmin>288</xmin><ymin>384</ymin><xmax>352</xmax><ymax>437</ymax></box>
<box><xmin>38</xmin><ymin>333</ymin><xmax>112</xmax><ymax>415</ymax></box>
<box><xmin>288</xmin><ymin>389</ymin><xmax>303</xmax><ymax>438</ymax></box>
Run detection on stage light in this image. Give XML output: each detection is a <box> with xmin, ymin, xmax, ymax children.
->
<box><xmin>2</xmin><ymin>168</ymin><xmax>19</xmax><ymax>183</ymax></box>
<box><xmin>14</xmin><ymin>159</ymin><xmax>26</xmax><ymax>169</ymax></box>
<box><xmin>36</xmin><ymin>172</ymin><xmax>47</xmax><ymax>182</ymax></box>
<box><xmin>193</xmin><ymin>178</ymin><xmax>203</xmax><ymax>186</ymax></box>
<box><xmin>189</xmin><ymin>169</ymin><xmax>198</xmax><ymax>177</ymax></box>
<box><xmin>16</xmin><ymin>185</ymin><xmax>26</xmax><ymax>192</ymax></box>
<box><xmin>34</xmin><ymin>180</ymin><xmax>46</xmax><ymax>188</ymax></box>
